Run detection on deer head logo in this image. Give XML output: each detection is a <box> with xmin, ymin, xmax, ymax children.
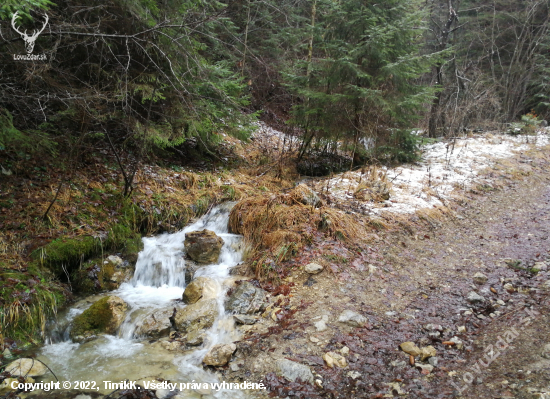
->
<box><xmin>11</xmin><ymin>11</ymin><xmax>49</xmax><ymax>54</ymax></box>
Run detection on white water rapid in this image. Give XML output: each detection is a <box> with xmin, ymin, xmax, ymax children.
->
<box><xmin>38</xmin><ymin>203</ymin><xmax>250</xmax><ymax>398</ymax></box>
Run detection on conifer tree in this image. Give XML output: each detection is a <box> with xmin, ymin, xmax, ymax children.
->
<box><xmin>285</xmin><ymin>0</ymin><xmax>436</xmax><ymax>161</ymax></box>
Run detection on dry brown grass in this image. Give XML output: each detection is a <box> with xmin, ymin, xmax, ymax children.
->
<box><xmin>354</xmin><ymin>180</ymin><xmax>392</xmax><ymax>202</ymax></box>
<box><xmin>229</xmin><ymin>185</ymin><xmax>365</xmax><ymax>280</ymax></box>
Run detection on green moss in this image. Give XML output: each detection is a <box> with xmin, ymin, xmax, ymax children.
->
<box><xmin>70</xmin><ymin>258</ymin><xmax>118</xmax><ymax>295</ymax></box>
<box><xmin>70</xmin><ymin>297</ymin><xmax>113</xmax><ymax>339</ymax></box>
<box><xmin>31</xmin><ymin>218</ymin><xmax>143</xmax><ymax>282</ymax></box>
<box><xmin>31</xmin><ymin>236</ymin><xmax>100</xmax><ymax>275</ymax></box>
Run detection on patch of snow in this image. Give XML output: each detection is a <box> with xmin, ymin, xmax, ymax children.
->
<box><xmin>314</xmin><ymin>130</ymin><xmax>549</xmax><ymax>215</ymax></box>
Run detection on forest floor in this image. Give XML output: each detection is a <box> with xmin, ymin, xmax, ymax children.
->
<box><xmin>227</xmin><ymin>134</ymin><xmax>550</xmax><ymax>398</ymax></box>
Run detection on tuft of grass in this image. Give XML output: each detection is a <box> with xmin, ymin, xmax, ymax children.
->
<box><xmin>228</xmin><ymin>186</ymin><xmax>364</xmax><ymax>281</ymax></box>
<box><xmin>0</xmin><ymin>265</ymin><xmax>67</xmax><ymax>346</ymax></box>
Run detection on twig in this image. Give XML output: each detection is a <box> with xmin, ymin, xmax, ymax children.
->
<box><xmin>104</xmin><ymin>380</ymin><xmax>128</xmax><ymax>399</ymax></box>
<box><xmin>42</xmin><ymin>179</ymin><xmax>63</xmax><ymax>220</ymax></box>
<box><xmin>32</xmin><ymin>358</ymin><xmax>60</xmax><ymax>382</ymax></box>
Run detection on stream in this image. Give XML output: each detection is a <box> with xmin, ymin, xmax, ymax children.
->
<box><xmin>37</xmin><ymin>203</ymin><xmax>249</xmax><ymax>398</ymax></box>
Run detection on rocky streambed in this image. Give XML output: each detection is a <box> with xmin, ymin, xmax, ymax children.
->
<box><xmin>2</xmin><ymin>203</ymin><xmax>275</xmax><ymax>399</ymax></box>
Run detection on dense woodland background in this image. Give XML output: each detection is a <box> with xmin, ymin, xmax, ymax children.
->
<box><xmin>1</xmin><ymin>0</ymin><xmax>549</xmax><ymax>169</ymax></box>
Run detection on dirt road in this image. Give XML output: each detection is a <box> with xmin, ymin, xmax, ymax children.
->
<box><xmin>231</xmin><ymin>150</ymin><xmax>550</xmax><ymax>398</ymax></box>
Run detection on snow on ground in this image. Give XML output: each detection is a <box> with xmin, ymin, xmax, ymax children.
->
<box><xmin>310</xmin><ymin>129</ymin><xmax>550</xmax><ymax>215</ymax></box>
<box><xmin>251</xmin><ymin>121</ymin><xmax>299</xmax><ymax>151</ymax></box>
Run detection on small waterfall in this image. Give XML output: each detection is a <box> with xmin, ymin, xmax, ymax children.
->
<box><xmin>39</xmin><ymin>203</ymin><xmax>248</xmax><ymax>398</ymax></box>
<box><xmin>132</xmin><ymin>202</ymin><xmax>238</xmax><ymax>288</ymax></box>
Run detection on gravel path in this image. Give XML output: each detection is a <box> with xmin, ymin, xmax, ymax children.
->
<box><xmin>232</xmin><ymin>148</ymin><xmax>550</xmax><ymax>399</ymax></box>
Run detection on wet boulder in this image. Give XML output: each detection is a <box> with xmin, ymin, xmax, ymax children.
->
<box><xmin>184</xmin><ymin>260</ymin><xmax>202</xmax><ymax>284</ymax></box>
<box><xmin>225</xmin><ymin>281</ymin><xmax>267</xmax><ymax>315</ymax></box>
<box><xmin>185</xmin><ymin>329</ymin><xmax>206</xmax><ymax>346</ymax></box>
<box><xmin>184</xmin><ymin>230</ymin><xmax>224</xmax><ymax>264</ymax></box>
<box><xmin>70</xmin><ymin>296</ymin><xmax>128</xmax><ymax>343</ymax></box>
<box><xmin>202</xmin><ymin>343</ymin><xmax>236</xmax><ymax>366</ymax></box>
<box><xmin>174</xmin><ymin>298</ymin><xmax>218</xmax><ymax>334</ymax></box>
<box><xmin>135</xmin><ymin>308</ymin><xmax>176</xmax><ymax>338</ymax></box>
<box><xmin>182</xmin><ymin>277</ymin><xmax>218</xmax><ymax>304</ymax></box>
<box><xmin>109</xmin><ymin>269</ymin><xmax>133</xmax><ymax>288</ymax></box>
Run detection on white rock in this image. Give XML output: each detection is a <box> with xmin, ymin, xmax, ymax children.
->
<box><xmin>305</xmin><ymin>263</ymin><xmax>324</xmax><ymax>274</ymax></box>
<box><xmin>230</xmin><ymin>362</ymin><xmax>240</xmax><ymax>372</ymax></box>
<box><xmin>347</xmin><ymin>371</ymin><xmax>361</xmax><ymax>380</ymax></box>
<box><xmin>450</xmin><ymin>336</ymin><xmax>464</xmax><ymax>350</ymax></box>
<box><xmin>275</xmin><ymin>359</ymin><xmax>314</xmax><ymax>383</ymax></box>
<box><xmin>338</xmin><ymin>310</ymin><xmax>367</xmax><ymax>327</ymax></box>
<box><xmin>467</xmin><ymin>291</ymin><xmax>485</xmax><ymax>303</ymax></box>
<box><xmin>314</xmin><ymin>315</ymin><xmax>329</xmax><ymax>331</ymax></box>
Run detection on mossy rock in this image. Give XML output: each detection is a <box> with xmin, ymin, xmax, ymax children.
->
<box><xmin>70</xmin><ymin>258</ymin><xmax>118</xmax><ymax>295</ymax></box>
<box><xmin>105</xmin><ymin>223</ymin><xmax>143</xmax><ymax>263</ymax></box>
<box><xmin>70</xmin><ymin>296</ymin><xmax>128</xmax><ymax>343</ymax></box>
<box><xmin>31</xmin><ymin>224</ymin><xmax>142</xmax><ymax>279</ymax></box>
<box><xmin>31</xmin><ymin>236</ymin><xmax>100</xmax><ymax>275</ymax></box>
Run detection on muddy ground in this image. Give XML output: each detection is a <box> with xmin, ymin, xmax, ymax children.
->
<box><xmin>223</xmin><ymin>152</ymin><xmax>550</xmax><ymax>398</ymax></box>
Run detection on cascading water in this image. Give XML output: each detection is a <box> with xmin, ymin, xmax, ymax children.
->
<box><xmin>38</xmin><ymin>203</ymin><xmax>251</xmax><ymax>398</ymax></box>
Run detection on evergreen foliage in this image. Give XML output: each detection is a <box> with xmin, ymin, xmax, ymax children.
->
<box><xmin>0</xmin><ymin>0</ymin><xmax>548</xmax><ymax>172</ymax></box>
<box><xmin>283</xmin><ymin>0</ymin><xmax>435</xmax><ymax>160</ymax></box>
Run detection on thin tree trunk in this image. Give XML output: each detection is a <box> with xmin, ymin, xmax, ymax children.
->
<box><xmin>428</xmin><ymin>0</ymin><xmax>458</xmax><ymax>138</ymax></box>
<box><xmin>241</xmin><ymin>0</ymin><xmax>251</xmax><ymax>77</ymax></box>
<box><xmin>298</xmin><ymin>0</ymin><xmax>318</xmax><ymax>162</ymax></box>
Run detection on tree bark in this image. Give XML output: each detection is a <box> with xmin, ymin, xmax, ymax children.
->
<box><xmin>428</xmin><ymin>0</ymin><xmax>458</xmax><ymax>138</ymax></box>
